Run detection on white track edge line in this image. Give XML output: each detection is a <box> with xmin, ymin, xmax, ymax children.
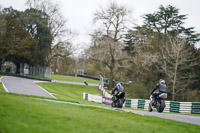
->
<box><xmin>1</xmin><ymin>76</ymin><xmax>9</xmax><ymax>92</ymax></box>
<box><xmin>33</xmin><ymin>81</ymin><xmax>57</xmax><ymax>99</ymax></box>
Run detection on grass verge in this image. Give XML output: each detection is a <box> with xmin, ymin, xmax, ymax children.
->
<box><xmin>0</xmin><ymin>91</ymin><xmax>200</xmax><ymax>133</ymax></box>
<box><xmin>0</xmin><ymin>83</ymin><xmax>5</xmax><ymax>92</ymax></box>
<box><xmin>37</xmin><ymin>82</ymin><xmax>102</xmax><ymax>105</ymax></box>
<box><xmin>52</xmin><ymin>74</ymin><xmax>99</xmax><ymax>84</ymax></box>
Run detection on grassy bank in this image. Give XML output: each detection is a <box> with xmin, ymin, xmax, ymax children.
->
<box><xmin>37</xmin><ymin>82</ymin><xmax>102</xmax><ymax>104</ymax></box>
<box><xmin>52</xmin><ymin>74</ymin><xmax>99</xmax><ymax>84</ymax></box>
<box><xmin>0</xmin><ymin>83</ymin><xmax>5</xmax><ymax>92</ymax></box>
<box><xmin>1</xmin><ymin>79</ymin><xmax>200</xmax><ymax>132</ymax></box>
<box><xmin>0</xmin><ymin>91</ymin><xmax>200</xmax><ymax>133</ymax></box>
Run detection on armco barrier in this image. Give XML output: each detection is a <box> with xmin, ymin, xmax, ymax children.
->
<box><xmin>179</xmin><ymin>102</ymin><xmax>192</xmax><ymax>113</ymax></box>
<box><xmin>83</xmin><ymin>92</ymin><xmax>200</xmax><ymax>114</ymax></box>
<box><xmin>138</xmin><ymin>99</ymin><xmax>145</xmax><ymax>109</ymax></box>
<box><xmin>103</xmin><ymin>97</ymin><xmax>112</xmax><ymax>105</ymax></box>
<box><xmin>131</xmin><ymin>99</ymin><xmax>138</xmax><ymax>108</ymax></box>
<box><xmin>191</xmin><ymin>103</ymin><xmax>200</xmax><ymax>114</ymax></box>
<box><xmin>144</xmin><ymin>100</ymin><xmax>150</xmax><ymax>111</ymax></box>
<box><xmin>125</xmin><ymin>99</ymin><xmax>131</xmax><ymax>107</ymax></box>
<box><xmin>164</xmin><ymin>101</ymin><xmax>170</xmax><ymax>112</ymax></box>
<box><xmin>83</xmin><ymin>92</ymin><xmax>103</xmax><ymax>103</ymax></box>
<box><xmin>98</xmin><ymin>85</ymin><xmax>112</xmax><ymax>98</ymax></box>
<box><xmin>170</xmin><ymin>101</ymin><xmax>180</xmax><ymax>113</ymax></box>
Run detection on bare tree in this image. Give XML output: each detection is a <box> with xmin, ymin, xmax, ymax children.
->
<box><xmin>93</xmin><ymin>2</ymin><xmax>132</xmax><ymax>42</ymax></box>
<box><xmin>46</xmin><ymin>41</ymin><xmax>74</xmax><ymax>66</ymax></box>
<box><xmin>89</xmin><ymin>2</ymin><xmax>133</xmax><ymax>89</ymax></box>
<box><xmin>161</xmin><ymin>37</ymin><xmax>199</xmax><ymax>100</ymax></box>
<box><xmin>87</xmin><ymin>37</ymin><xmax>129</xmax><ymax>89</ymax></box>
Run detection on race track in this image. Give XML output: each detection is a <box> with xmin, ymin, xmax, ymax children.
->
<box><xmin>1</xmin><ymin>76</ymin><xmax>56</xmax><ymax>98</ymax></box>
<box><xmin>122</xmin><ymin>108</ymin><xmax>200</xmax><ymax>125</ymax></box>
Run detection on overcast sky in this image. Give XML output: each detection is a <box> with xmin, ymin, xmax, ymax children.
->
<box><xmin>1</xmin><ymin>0</ymin><xmax>200</xmax><ymax>55</ymax></box>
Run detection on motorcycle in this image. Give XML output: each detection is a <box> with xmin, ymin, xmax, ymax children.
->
<box><xmin>148</xmin><ymin>92</ymin><xmax>167</xmax><ymax>113</ymax></box>
<box><xmin>112</xmin><ymin>92</ymin><xmax>125</xmax><ymax>108</ymax></box>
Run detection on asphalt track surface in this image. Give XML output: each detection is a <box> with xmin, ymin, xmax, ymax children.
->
<box><xmin>122</xmin><ymin>109</ymin><xmax>200</xmax><ymax>126</ymax></box>
<box><xmin>1</xmin><ymin>76</ymin><xmax>56</xmax><ymax>98</ymax></box>
<box><xmin>1</xmin><ymin>76</ymin><xmax>200</xmax><ymax>126</ymax></box>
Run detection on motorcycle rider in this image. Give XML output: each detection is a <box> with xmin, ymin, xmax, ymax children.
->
<box><xmin>112</xmin><ymin>83</ymin><xmax>125</xmax><ymax>101</ymax></box>
<box><xmin>150</xmin><ymin>79</ymin><xmax>167</xmax><ymax>105</ymax></box>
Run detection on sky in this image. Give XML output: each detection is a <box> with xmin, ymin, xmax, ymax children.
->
<box><xmin>1</xmin><ymin>0</ymin><xmax>200</xmax><ymax>55</ymax></box>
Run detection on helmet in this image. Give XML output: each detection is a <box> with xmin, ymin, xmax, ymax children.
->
<box><xmin>116</xmin><ymin>83</ymin><xmax>121</xmax><ymax>87</ymax></box>
<box><xmin>159</xmin><ymin>79</ymin><xmax>165</xmax><ymax>84</ymax></box>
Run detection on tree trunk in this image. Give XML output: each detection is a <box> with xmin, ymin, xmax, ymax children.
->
<box><xmin>108</xmin><ymin>67</ymin><xmax>114</xmax><ymax>90</ymax></box>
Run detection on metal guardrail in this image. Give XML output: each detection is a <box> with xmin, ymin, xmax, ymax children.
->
<box><xmin>83</xmin><ymin>92</ymin><xmax>200</xmax><ymax>114</ymax></box>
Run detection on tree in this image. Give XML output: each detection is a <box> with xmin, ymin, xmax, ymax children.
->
<box><xmin>90</xmin><ymin>2</ymin><xmax>132</xmax><ymax>89</ymax></box>
<box><xmin>48</xmin><ymin>41</ymin><xmax>74</xmax><ymax>73</ymax></box>
<box><xmin>123</xmin><ymin>29</ymin><xmax>160</xmax><ymax>90</ymax></box>
<box><xmin>20</xmin><ymin>8</ymin><xmax>53</xmax><ymax>66</ymax></box>
<box><xmin>161</xmin><ymin>37</ymin><xmax>199</xmax><ymax>101</ymax></box>
<box><xmin>142</xmin><ymin>5</ymin><xmax>200</xmax><ymax>44</ymax></box>
<box><xmin>1</xmin><ymin>15</ymin><xmax>39</xmax><ymax>73</ymax></box>
<box><xmin>93</xmin><ymin>2</ymin><xmax>132</xmax><ymax>42</ymax></box>
<box><xmin>1</xmin><ymin>6</ymin><xmax>51</xmax><ymax>67</ymax></box>
<box><xmin>26</xmin><ymin>0</ymin><xmax>73</xmax><ymax>67</ymax></box>
<box><xmin>26</xmin><ymin>0</ymin><xmax>68</xmax><ymax>41</ymax></box>
<box><xmin>0</xmin><ymin>12</ymin><xmax>6</xmax><ymax>69</ymax></box>
<box><xmin>87</xmin><ymin>36</ymin><xmax>129</xmax><ymax>89</ymax></box>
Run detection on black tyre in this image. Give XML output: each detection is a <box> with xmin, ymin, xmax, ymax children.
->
<box><xmin>118</xmin><ymin>99</ymin><xmax>123</xmax><ymax>108</ymax></box>
<box><xmin>148</xmin><ymin>102</ymin><xmax>153</xmax><ymax>112</ymax></box>
<box><xmin>157</xmin><ymin>99</ymin><xmax>165</xmax><ymax>113</ymax></box>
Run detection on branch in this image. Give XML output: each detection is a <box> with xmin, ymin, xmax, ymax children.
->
<box><xmin>89</xmin><ymin>57</ymin><xmax>111</xmax><ymax>69</ymax></box>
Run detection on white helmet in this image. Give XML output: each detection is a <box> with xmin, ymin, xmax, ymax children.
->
<box><xmin>116</xmin><ymin>83</ymin><xmax>121</xmax><ymax>87</ymax></box>
<box><xmin>160</xmin><ymin>79</ymin><xmax>165</xmax><ymax>84</ymax></box>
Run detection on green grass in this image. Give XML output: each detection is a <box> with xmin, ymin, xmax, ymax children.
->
<box><xmin>25</xmin><ymin>75</ymin><xmax>51</xmax><ymax>81</ymax></box>
<box><xmin>52</xmin><ymin>74</ymin><xmax>99</xmax><ymax>84</ymax></box>
<box><xmin>37</xmin><ymin>82</ymin><xmax>102</xmax><ymax>105</ymax></box>
<box><xmin>0</xmin><ymin>91</ymin><xmax>200</xmax><ymax>133</ymax></box>
<box><xmin>0</xmin><ymin>83</ymin><xmax>5</xmax><ymax>92</ymax></box>
<box><xmin>1</xmin><ymin>79</ymin><xmax>200</xmax><ymax>132</ymax></box>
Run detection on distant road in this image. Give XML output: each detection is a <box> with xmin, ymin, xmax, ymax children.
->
<box><xmin>1</xmin><ymin>76</ymin><xmax>56</xmax><ymax>98</ymax></box>
<box><xmin>52</xmin><ymin>80</ymin><xmax>99</xmax><ymax>86</ymax></box>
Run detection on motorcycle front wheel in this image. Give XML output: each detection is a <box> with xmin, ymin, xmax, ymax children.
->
<box><xmin>112</xmin><ymin>101</ymin><xmax>116</xmax><ymax>107</ymax></box>
<box><xmin>157</xmin><ymin>99</ymin><xmax>165</xmax><ymax>113</ymax></box>
<box><xmin>117</xmin><ymin>99</ymin><xmax>123</xmax><ymax>108</ymax></box>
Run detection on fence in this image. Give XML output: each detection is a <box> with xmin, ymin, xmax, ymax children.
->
<box><xmin>99</xmin><ymin>75</ymin><xmax>112</xmax><ymax>98</ymax></box>
<box><xmin>0</xmin><ymin>62</ymin><xmax>51</xmax><ymax>81</ymax></box>
<box><xmin>83</xmin><ymin>91</ymin><xmax>200</xmax><ymax>114</ymax></box>
<box><xmin>84</xmin><ymin>78</ymin><xmax>200</xmax><ymax>114</ymax></box>
<box><xmin>20</xmin><ymin>64</ymin><xmax>51</xmax><ymax>80</ymax></box>
<box><xmin>83</xmin><ymin>93</ymin><xmax>103</xmax><ymax>103</ymax></box>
